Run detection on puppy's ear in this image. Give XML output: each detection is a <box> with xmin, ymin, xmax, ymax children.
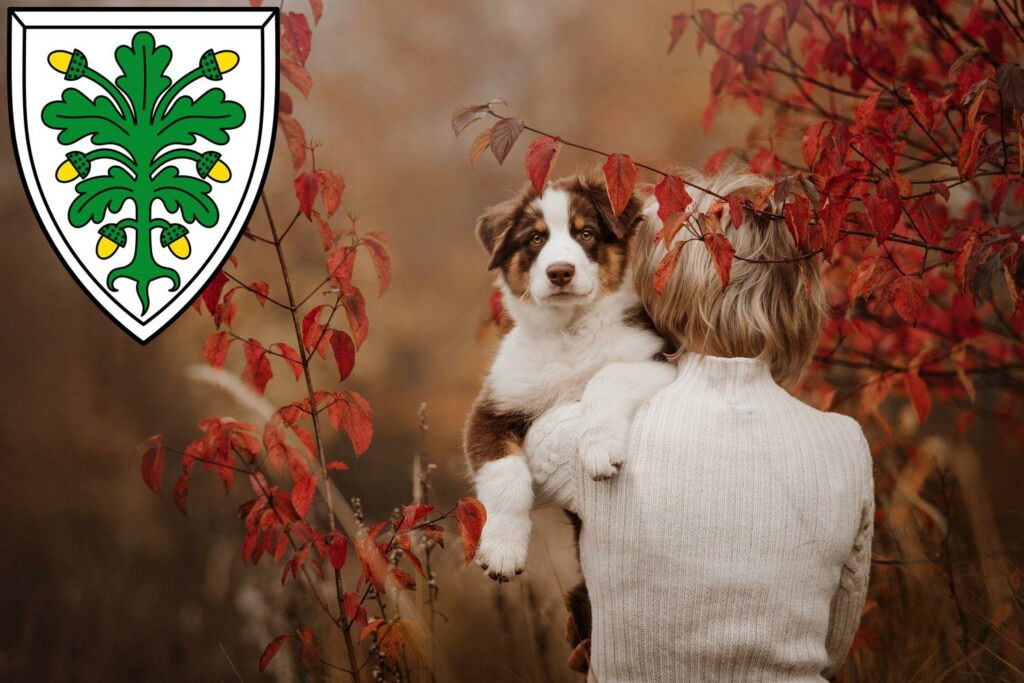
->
<box><xmin>475</xmin><ymin>198</ymin><xmax>517</xmax><ymax>270</ymax></box>
<box><xmin>581</xmin><ymin>177</ymin><xmax>643</xmax><ymax>240</ymax></box>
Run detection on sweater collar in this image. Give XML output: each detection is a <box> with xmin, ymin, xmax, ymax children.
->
<box><xmin>675</xmin><ymin>353</ymin><xmax>775</xmax><ymax>397</ymax></box>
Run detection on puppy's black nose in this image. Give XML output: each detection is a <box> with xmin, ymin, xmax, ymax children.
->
<box><xmin>547</xmin><ymin>262</ymin><xmax>575</xmax><ymax>287</ymax></box>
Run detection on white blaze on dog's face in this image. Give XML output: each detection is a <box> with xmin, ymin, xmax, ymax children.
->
<box><xmin>475</xmin><ymin>176</ymin><xmax>641</xmax><ymax>307</ymax></box>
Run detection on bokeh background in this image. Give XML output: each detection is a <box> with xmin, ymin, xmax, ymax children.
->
<box><xmin>1</xmin><ymin>1</ymin><xmax>1021</xmax><ymax>681</ymax></box>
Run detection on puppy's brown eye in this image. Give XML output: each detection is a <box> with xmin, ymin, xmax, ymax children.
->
<box><xmin>529</xmin><ymin>232</ymin><xmax>546</xmax><ymax>245</ymax></box>
<box><xmin>579</xmin><ymin>229</ymin><xmax>595</xmax><ymax>242</ymax></box>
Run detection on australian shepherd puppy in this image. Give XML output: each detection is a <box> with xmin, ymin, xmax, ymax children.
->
<box><xmin>464</xmin><ymin>174</ymin><xmax>670</xmax><ymax>588</ymax></box>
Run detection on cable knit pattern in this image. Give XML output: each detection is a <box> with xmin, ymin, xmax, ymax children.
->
<box><xmin>526</xmin><ymin>354</ymin><xmax>874</xmax><ymax>682</ymax></box>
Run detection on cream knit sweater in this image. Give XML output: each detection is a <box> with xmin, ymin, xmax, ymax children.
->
<box><xmin>526</xmin><ymin>354</ymin><xmax>874</xmax><ymax>682</ymax></box>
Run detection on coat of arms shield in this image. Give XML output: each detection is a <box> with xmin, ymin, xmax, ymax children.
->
<box><xmin>8</xmin><ymin>8</ymin><xmax>278</xmax><ymax>342</ymax></box>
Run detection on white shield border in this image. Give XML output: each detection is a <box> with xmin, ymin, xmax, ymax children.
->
<box><xmin>8</xmin><ymin>8</ymin><xmax>279</xmax><ymax>344</ymax></box>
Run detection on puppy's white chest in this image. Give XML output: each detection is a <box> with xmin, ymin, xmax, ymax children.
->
<box><xmin>487</xmin><ymin>315</ymin><xmax>660</xmax><ymax>415</ymax></box>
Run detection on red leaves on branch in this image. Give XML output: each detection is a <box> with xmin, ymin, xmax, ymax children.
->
<box><xmin>324</xmin><ymin>391</ymin><xmax>373</xmax><ymax>455</ymax></box>
<box><xmin>203</xmin><ymin>330</ymin><xmax>232</xmax><ymax>368</ymax></box>
<box><xmin>525</xmin><ymin>136</ymin><xmax>563</xmax><ymax>193</ymax></box>
<box><xmin>140</xmin><ymin>436</ymin><xmax>164</xmax><ymax>496</ymax></box>
<box><xmin>903</xmin><ymin>370</ymin><xmax>932</xmax><ymax>423</ymax></box>
<box><xmin>668</xmin><ymin>13</ymin><xmax>689</xmax><ymax>53</ymax></box>
<box><xmin>885</xmin><ymin>276</ymin><xmax>929</xmax><ymax>326</ymax></box>
<box><xmin>848</xmin><ymin>257</ymin><xmax>894</xmax><ymax>301</ymax></box>
<box><xmin>489</xmin><ymin>117</ymin><xmax>525</xmax><ymax>164</ymax></box>
<box><xmin>654</xmin><ymin>242</ymin><xmax>685</xmax><ymax>295</ymax></box>
<box><xmin>654</xmin><ymin>174</ymin><xmax>692</xmax><ymax>221</ymax></box>
<box><xmin>361</xmin><ymin>235</ymin><xmax>392</xmax><ymax>296</ymax></box>
<box><xmin>259</xmin><ymin>634</ymin><xmax>292</xmax><ymax>673</ymax></box>
<box><xmin>455</xmin><ymin>497</ymin><xmax>486</xmax><ymax>563</ymax></box>
<box><xmin>242</xmin><ymin>339</ymin><xmax>274</xmax><ymax>394</ymax></box>
<box><xmin>603</xmin><ymin>153</ymin><xmax>639</xmax><ymax>216</ymax></box>
<box><xmin>784</xmin><ymin>195</ymin><xmax>811</xmax><ymax>250</ymax></box>
<box><xmin>295</xmin><ymin>169</ymin><xmax>345</xmax><ymax>219</ymax></box>
<box><xmin>704</xmin><ymin>233</ymin><xmax>735</xmax><ymax>288</ymax></box>
<box><xmin>327</xmin><ymin>532</ymin><xmax>348</xmax><ymax>570</ymax></box>
<box><xmin>329</xmin><ymin>330</ymin><xmax>356</xmax><ymax>381</ymax></box>
<box><xmin>291</xmin><ymin>473</ymin><xmax>317</xmax><ymax>518</ymax></box>
<box><xmin>296</xmin><ymin>627</ymin><xmax>320</xmax><ymax>672</ymax></box>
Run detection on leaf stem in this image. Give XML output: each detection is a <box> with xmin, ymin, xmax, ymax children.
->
<box><xmin>84</xmin><ymin>67</ymin><xmax>135</xmax><ymax>123</ymax></box>
<box><xmin>153</xmin><ymin>68</ymin><xmax>202</xmax><ymax>123</ymax></box>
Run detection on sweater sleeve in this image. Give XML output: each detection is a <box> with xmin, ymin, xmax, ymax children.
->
<box><xmin>822</xmin><ymin>431</ymin><xmax>875</xmax><ymax>679</ymax></box>
<box><xmin>523</xmin><ymin>401</ymin><xmax>584</xmax><ymax>513</ymax></box>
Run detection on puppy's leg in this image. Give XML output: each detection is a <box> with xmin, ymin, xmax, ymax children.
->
<box><xmin>577</xmin><ymin>360</ymin><xmax>676</xmax><ymax>480</ymax></box>
<box><xmin>465</xmin><ymin>400</ymin><xmax>532</xmax><ymax>581</ymax></box>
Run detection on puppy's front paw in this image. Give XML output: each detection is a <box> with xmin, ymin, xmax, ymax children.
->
<box><xmin>577</xmin><ymin>414</ymin><xmax>630</xmax><ymax>481</ymax></box>
<box><xmin>475</xmin><ymin>513</ymin><xmax>530</xmax><ymax>582</ymax></box>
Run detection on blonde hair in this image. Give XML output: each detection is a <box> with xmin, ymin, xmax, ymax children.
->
<box><xmin>635</xmin><ymin>169</ymin><xmax>828</xmax><ymax>387</ymax></box>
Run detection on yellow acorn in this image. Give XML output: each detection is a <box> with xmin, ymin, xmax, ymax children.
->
<box><xmin>96</xmin><ymin>224</ymin><xmax>127</xmax><ymax>259</ymax></box>
<box><xmin>215</xmin><ymin>51</ymin><xmax>239</xmax><ymax>74</ymax></box>
<box><xmin>199</xmin><ymin>49</ymin><xmax>239</xmax><ymax>80</ymax></box>
<box><xmin>48</xmin><ymin>50</ymin><xmax>72</xmax><ymax>73</ymax></box>
<box><xmin>197</xmin><ymin>151</ymin><xmax>230</xmax><ymax>182</ymax></box>
<box><xmin>48</xmin><ymin>49</ymin><xmax>87</xmax><ymax>80</ymax></box>
<box><xmin>161</xmin><ymin>224</ymin><xmax>191</xmax><ymax>259</ymax></box>
<box><xmin>56</xmin><ymin>151</ymin><xmax>90</xmax><ymax>182</ymax></box>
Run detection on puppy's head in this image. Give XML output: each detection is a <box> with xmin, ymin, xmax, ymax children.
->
<box><xmin>476</xmin><ymin>176</ymin><xmax>642</xmax><ymax>306</ymax></box>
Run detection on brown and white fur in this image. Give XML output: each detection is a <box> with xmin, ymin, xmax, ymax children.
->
<box><xmin>464</xmin><ymin>175</ymin><xmax>677</xmax><ymax>588</ymax></box>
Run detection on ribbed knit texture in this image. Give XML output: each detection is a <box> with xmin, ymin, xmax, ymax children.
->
<box><xmin>527</xmin><ymin>354</ymin><xmax>874</xmax><ymax>682</ymax></box>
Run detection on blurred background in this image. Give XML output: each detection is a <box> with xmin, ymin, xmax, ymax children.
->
<box><xmin>1</xmin><ymin>0</ymin><xmax>1020</xmax><ymax>681</ymax></box>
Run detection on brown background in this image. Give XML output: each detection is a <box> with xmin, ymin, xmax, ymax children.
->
<box><xmin>1</xmin><ymin>1</ymin><xmax>1020</xmax><ymax>682</ymax></box>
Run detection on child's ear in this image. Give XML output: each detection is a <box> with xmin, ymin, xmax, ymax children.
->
<box><xmin>475</xmin><ymin>198</ymin><xmax>517</xmax><ymax>270</ymax></box>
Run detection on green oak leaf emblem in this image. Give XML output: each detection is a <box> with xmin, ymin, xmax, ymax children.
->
<box><xmin>41</xmin><ymin>31</ymin><xmax>245</xmax><ymax>314</ymax></box>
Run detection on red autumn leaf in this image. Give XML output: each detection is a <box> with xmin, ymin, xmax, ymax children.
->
<box><xmin>329</xmin><ymin>329</ymin><xmax>356</xmax><ymax>381</ymax></box>
<box><xmin>450</xmin><ymin>99</ymin><xmax>506</xmax><ymax>137</ymax></box>
<box><xmin>903</xmin><ymin>371</ymin><xmax>932</xmax><ymax>422</ymax></box>
<box><xmin>390</xmin><ymin>567</ymin><xmax>416</xmax><ymax>590</ymax></box>
<box><xmin>456</xmin><ymin>496</ymin><xmax>487</xmax><ymax>564</ymax></box>
<box><xmin>524</xmin><ymin>136</ymin><xmax>563</xmax><ymax>193</ymax></box>
<box><xmin>340</xmin><ymin>283</ymin><xmax>369</xmax><ymax>348</ymax></box>
<box><xmin>313</xmin><ymin>212</ymin><xmax>334</xmax><ymax>250</ymax></box>
<box><xmin>355</xmin><ymin>537</ymin><xmax>389</xmax><ymax>592</ymax></box>
<box><xmin>203</xmin><ymin>330</ymin><xmax>232</xmax><ymax>368</ymax></box>
<box><xmin>278</xmin><ymin>112</ymin><xmax>306</xmax><ymax>169</ymax></box>
<box><xmin>865</xmin><ymin>194</ymin><xmax>899</xmax><ymax>243</ymax></box>
<box><xmin>301</xmin><ymin>305</ymin><xmax>330</xmax><ymax>351</ymax></box>
<box><xmin>468</xmin><ymin>126</ymin><xmax>493</xmax><ymax>164</ymax></box>
<box><xmin>259</xmin><ymin>635</ymin><xmax>292</xmax><ymax>673</ymax></box>
<box><xmin>294</xmin><ymin>171</ymin><xmax>320</xmax><ymax>219</ymax></box>
<box><xmin>848</xmin><ymin>256</ymin><xmax>893</xmax><ymax>300</ymax></box>
<box><xmin>704</xmin><ymin>146</ymin><xmax>733</xmax><ymax>175</ymax></box>
<box><xmin>726</xmin><ymin>194</ymin><xmax>745</xmax><ymax>229</ymax></box>
<box><xmin>489</xmin><ymin>117</ymin><xmax>524</xmax><ymax>164</ymax></box>
<box><xmin>957</xmin><ymin>124</ymin><xmax>988</xmax><ymax>179</ymax></box>
<box><xmin>328</xmin><ymin>533</ymin><xmax>348</xmax><ymax>570</ymax></box>
<box><xmin>281</xmin><ymin>59</ymin><xmax>312</xmax><ymax>98</ymax></box>
<box><xmin>783</xmin><ymin>195</ymin><xmax>811</xmax><ymax>249</ymax></box>
<box><xmin>801</xmin><ymin>120</ymin><xmax>829</xmax><ymax>166</ymax></box>
<box><xmin>886</xmin><ymin>275</ymin><xmax>928</xmax><ymax>325</ymax></box>
<box><xmin>242</xmin><ymin>339</ymin><xmax>274</xmax><ymax>394</ymax></box>
<box><xmin>326</xmin><ymin>461</ymin><xmax>349</xmax><ymax>471</ymax></box>
<box><xmin>653</xmin><ymin>241</ymin><xmax>685</xmax><ymax>295</ymax></box>
<box><xmin>325</xmin><ymin>391</ymin><xmax>374</xmax><ymax>455</ymax></box>
<box><xmin>249</xmin><ymin>280</ymin><xmax>269</xmax><ymax>306</ymax></box>
<box><xmin>296</xmin><ymin>627</ymin><xmax>320</xmax><ymax>672</ymax></box>
<box><xmin>361</xmin><ymin>236</ymin><xmax>392</xmax><ymax>297</ymax></box>
<box><xmin>344</xmin><ymin>592</ymin><xmax>366</xmax><ymax>624</ymax></box>
<box><xmin>955</xmin><ymin>232</ymin><xmax>979</xmax><ymax>293</ymax></box>
<box><xmin>309</xmin><ymin>0</ymin><xmax>323</xmax><ymax>24</ymax></box>
<box><xmin>397</xmin><ymin>503</ymin><xmax>435</xmax><ymax>533</ymax></box>
<box><xmin>904</xmin><ymin>86</ymin><xmax>935</xmax><ymax>130</ymax></box>
<box><xmin>704</xmin><ymin>232</ymin><xmax>735</xmax><ymax>288</ymax></box>
<box><xmin>201</xmin><ymin>270</ymin><xmax>229</xmax><ymax>315</ymax></box>
<box><xmin>281</xmin><ymin>12</ymin><xmax>312</xmax><ymax>64</ymax></box>
<box><xmin>291</xmin><ymin>473</ymin><xmax>317</xmax><ymax>518</ymax></box>
<box><xmin>654</xmin><ymin>175</ymin><xmax>692</xmax><ymax>221</ymax></box>
<box><xmin>422</xmin><ymin>524</ymin><xmax>445</xmax><ymax>547</ymax></box>
<box><xmin>327</xmin><ymin>245</ymin><xmax>358</xmax><ymax>289</ymax></box>
<box><xmin>668</xmin><ymin>12</ymin><xmax>689</xmax><ymax>53</ymax></box>
<box><xmin>140</xmin><ymin>438</ymin><xmax>164</xmax><ymax>496</ymax></box>
<box><xmin>318</xmin><ymin>170</ymin><xmax>345</xmax><ymax>217</ymax></box>
<box><xmin>603</xmin><ymin>153</ymin><xmax>639</xmax><ymax>216</ymax></box>
<box><xmin>271</xmin><ymin>342</ymin><xmax>303</xmax><ymax>379</ymax></box>
<box><xmin>853</xmin><ymin>91</ymin><xmax>882</xmax><ymax>133</ymax></box>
